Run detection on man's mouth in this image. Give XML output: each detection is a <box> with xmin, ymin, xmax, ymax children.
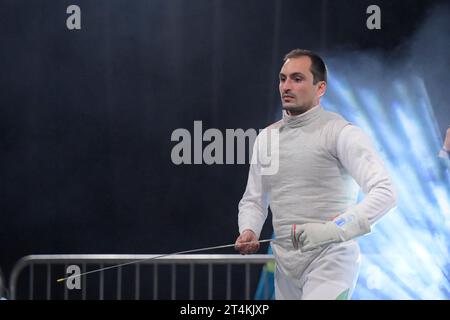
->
<box><xmin>283</xmin><ymin>95</ymin><xmax>295</xmax><ymax>102</ymax></box>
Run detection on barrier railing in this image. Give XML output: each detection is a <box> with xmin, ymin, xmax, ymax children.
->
<box><xmin>0</xmin><ymin>267</ymin><xmax>6</xmax><ymax>299</ymax></box>
<box><xmin>9</xmin><ymin>254</ymin><xmax>274</xmax><ymax>300</ymax></box>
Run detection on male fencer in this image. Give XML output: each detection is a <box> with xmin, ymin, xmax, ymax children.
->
<box><xmin>235</xmin><ymin>49</ymin><xmax>397</xmax><ymax>300</ymax></box>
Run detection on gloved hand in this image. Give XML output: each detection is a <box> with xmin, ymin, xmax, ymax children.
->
<box><xmin>291</xmin><ymin>212</ymin><xmax>371</xmax><ymax>251</ymax></box>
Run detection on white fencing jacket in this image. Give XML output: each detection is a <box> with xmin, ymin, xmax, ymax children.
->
<box><xmin>238</xmin><ymin>105</ymin><xmax>397</xmax><ymax>278</ymax></box>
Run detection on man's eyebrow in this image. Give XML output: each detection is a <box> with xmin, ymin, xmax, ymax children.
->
<box><xmin>279</xmin><ymin>72</ymin><xmax>306</xmax><ymax>78</ymax></box>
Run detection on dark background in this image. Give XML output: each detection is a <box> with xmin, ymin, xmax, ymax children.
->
<box><xmin>1</xmin><ymin>0</ymin><xmax>449</xmax><ymax>297</ymax></box>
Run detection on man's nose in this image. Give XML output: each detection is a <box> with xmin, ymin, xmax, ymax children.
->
<box><xmin>281</xmin><ymin>79</ymin><xmax>292</xmax><ymax>93</ymax></box>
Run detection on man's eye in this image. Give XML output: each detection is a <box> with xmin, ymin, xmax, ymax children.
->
<box><xmin>280</xmin><ymin>78</ymin><xmax>286</xmax><ymax>82</ymax></box>
<box><xmin>295</xmin><ymin>78</ymin><xmax>302</xmax><ymax>82</ymax></box>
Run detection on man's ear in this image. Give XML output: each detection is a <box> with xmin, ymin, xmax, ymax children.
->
<box><xmin>317</xmin><ymin>81</ymin><xmax>327</xmax><ymax>97</ymax></box>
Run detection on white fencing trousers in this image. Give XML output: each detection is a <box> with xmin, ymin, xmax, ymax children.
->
<box><xmin>275</xmin><ymin>240</ymin><xmax>361</xmax><ymax>300</ymax></box>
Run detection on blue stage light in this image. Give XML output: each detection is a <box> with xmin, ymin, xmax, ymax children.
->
<box><xmin>322</xmin><ymin>66</ymin><xmax>450</xmax><ymax>299</ymax></box>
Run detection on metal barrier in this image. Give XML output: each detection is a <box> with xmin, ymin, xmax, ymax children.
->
<box><xmin>0</xmin><ymin>267</ymin><xmax>5</xmax><ymax>299</ymax></box>
<box><xmin>9</xmin><ymin>254</ymin><xmax>274</xmax><ymax>300</ymax></box>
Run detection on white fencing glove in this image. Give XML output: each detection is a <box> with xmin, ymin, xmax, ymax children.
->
<box><xmin>291</xmin><ymin>212</ymin><xmax>371</xmax><ymax>251</ymax></box>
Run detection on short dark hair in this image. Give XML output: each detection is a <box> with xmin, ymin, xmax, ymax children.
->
<box><xmin>283</xmin><ymin>49</ymin><xmax>327</xmax><ymax>84</ymax></box>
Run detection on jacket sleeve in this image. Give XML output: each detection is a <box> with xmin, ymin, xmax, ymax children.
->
<box><xmin>337</xmin><ymin>125</ymin><xmax>397</xmax><ymax>225</ymax></box>
<box><xmin>238</xmin><ymin>132</ymin><xmax>269</xmax><ymax>239</ymax></box>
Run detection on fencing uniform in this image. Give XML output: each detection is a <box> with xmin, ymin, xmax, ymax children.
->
<box><xmin>238</xmin><ymin>105</ymin><xmax>396</xmax><ymax>299</ymax></box>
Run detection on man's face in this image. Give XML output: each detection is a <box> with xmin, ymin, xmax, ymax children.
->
<box><xmin>279</xmin><ymin>56</ymin><xmax>326</xmax><ymax>115</ymax></box>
